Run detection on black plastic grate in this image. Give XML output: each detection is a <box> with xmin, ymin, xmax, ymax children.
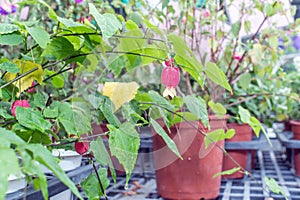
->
<box><xmin>84</xmin><ymin>149</ymin><xmax>300</xmax><ymax>200</ymax></box>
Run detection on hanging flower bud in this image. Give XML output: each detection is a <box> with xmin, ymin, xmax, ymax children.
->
<box><xmin>233</xmin><ymin>53</ymin><xmax>242</xmax><ymax>61</ymax></box>
<box><xmin>75</xmin><ymin>141</ymin><xmax>89</xmax><ymax>154</ymax></box>
<box><xmin>70</xmin><ymin>134</ymin><xmax>90</xmax><ymax>155</ymax></box>
<box><xmin>27</xmin><ymin>82</ymin><xmax>35</xmax><ymax>93</ymax></box>
<box><xmin>161</xmin><ymin>60</ymin><xmax>180</xmax><ymax>98</ymax></box>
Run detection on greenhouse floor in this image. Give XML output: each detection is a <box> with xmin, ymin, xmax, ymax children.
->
<box><xmin>92</xmin><ymin>147</ymin><xmax>300</xmax><ymax>200</ymax></box>
<box><xmin>6</xmin><ymin>131</ymin><xmax>300</xmax><ymax>200</ymax></box>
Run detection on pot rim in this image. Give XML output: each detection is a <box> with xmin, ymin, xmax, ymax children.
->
<box><xmin>290</xmin><ymin>120</ymin><xmax>300</xmax><ymax>126</ymax></box>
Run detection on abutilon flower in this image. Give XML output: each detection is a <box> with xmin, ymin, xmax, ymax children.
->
<box><xmin>203</xmin><ymin>9</ymin><xmax>210</xmax><ymax>18</ymax></box>
<box><xmin>11</xmin><ymin>100</ymin><xmax>30</xmax><ymax>117</ymax></box>
<box><xmin>161</xmin><ymin>59</ymin><xmax>180</xmax><ymax>98</ymax></box>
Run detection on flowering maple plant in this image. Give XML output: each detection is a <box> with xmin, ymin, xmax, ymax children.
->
<box><xmin>0</xmin><ymin>0</ymin><xmax>294</xmax><ymax>199</ymax></box>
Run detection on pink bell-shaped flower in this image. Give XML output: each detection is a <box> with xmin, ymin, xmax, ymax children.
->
<box><xmin>161</xmin><ymin>60</ymin><xmax>180</xmax><ymax>98</ymax></box>
<box><xmin>161</xmin><ymin>66</ymin><xmax>180</xmax><ymax>88</ymax></box>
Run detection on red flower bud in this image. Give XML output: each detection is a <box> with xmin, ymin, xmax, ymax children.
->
<box><xmin>161</xmin><ymin>66</ymin><xmax>180</xmax><ymax>88</ymax></box>
<box><xmin>75</xmin><ymin>141</ymin><xmax>89</xmax><ymax>154</ymax></box>
<box><xmin>27</xmin><ymin>82</ymin><xmax>35</xmax><ymax>93</ymax></box>
<box><xmin>11</xmin><ymin>100</ymin><xmax>30</xmax><ymax>117</ymax></box>
<box><xmin>233</xmin><ymin>54</ymin><xmax>242</xmax><ymax>61</ymax></box>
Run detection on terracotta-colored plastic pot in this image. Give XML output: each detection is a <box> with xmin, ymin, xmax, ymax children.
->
<box><xmin>152</xmin><ymin>116</ymin><xmax>228</xmax><ymax>200</ymax></box>
<box><xmin>222</xmin><ymin>123</ymin><xmax>253</xmax><ymax>179</ymax></box>
<box><xmin>290</xmin><ymin>120</ymin><xmax>300</xmax><ymax>176</ymax></box>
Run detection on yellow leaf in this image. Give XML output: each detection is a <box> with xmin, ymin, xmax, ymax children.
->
<box><xmin>5</xmin><ymin>60</ymin><xmax>44</xmax><ymax>94</ymax></box>
<box><xmin>102</xmin><ymin>82</ymin><xmax>139</xmax><ymax>112</ymax></box>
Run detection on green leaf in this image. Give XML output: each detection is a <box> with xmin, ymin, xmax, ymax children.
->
<box><xmin>0</xmin><ymin>62</ymin><xmax>20</xmax><ymax>73</ymax></box>
<box><xmin>0</xmin><ymin>24</ymin><xmax>20</xmax><ymax>34</ymax></box>
<box><xmin>0</xmin><ymin>103</ymin><xmax>14</xmax><ymax>119</ymax></box>
<box><xmin>100</xmin><ymin>98</ymin><xmax>121</xmax><ymax>127</ymax></box>
<box><xmin>168</xmin><ymin>34</ymin><xmax>204</xmax><ymax>87</ymax></box>
<box><xmin>90</xmin><ymin>138</ymin><xmax>116</xmax><ymax>185</ymax></box>
<box><xmin>81</xmin><ymin>168</ymin><xmax>110</xmax><ymax>200</ymax></box>
<box><xmin>238</xmin><ymin>106</ymin><xmax>251</xmax><ymax>124</ymax></box>
<box><xmin>43</xmin><ymin>105</ymin><xmax>59</xmax><ymax>119</ymax></box>
<box><xmin>125</xmin><ymin>20</ymin><xmax>139</xmax><ymax>30</ymax></box>
<box><xmin>26</xmin><ymin>144</ymin><xmax>83</xmax><ymax>200</ymax></box>
<box><xmin>269</xmin><ymin>35</ymin><xmax>278</xmax><ymax>49</ymax></box>
<box><xmin>89</xmin><ymin>3</ymin><xmax>122</xmax><ymax>40</ymax></box>
<box><xmin>52</xmin><ymin>75</ymin><xmax>64</xmax><ymax>88</ymax></box>
<box><xmin>57</xmin><ymin>17</ymin><xmax>83</xmax><ymax>27</ymax></box>
<box><xmin>265</xmin><ymin>4</ymin><xmax>276</xmax><ymax>17</ymax></box>
<box><xmin>118</xmin><ymin>29</ymin><xmax>144</xmax><ymax>52</ymax></box>
<box><xmin>122</xmin><ymin>103</ymin><xmax>147</xmax><ymax>124</ymax></box>
<box><xmin>264</xmin><ymin>176</ymin><xmax>288</xmax><ymax>200</ymax></box>
<box><xmin>170</xmin><ymin>112</ymin><xmax>198</xmax><ymax>126</ymax></box>
<box><xmin>139</xmin><ymin>46</ymin><xmax>168</xmax><ymax>66</ymax></box>
<box><xmin>88</xmin><ymin>93</ymin><xmax>105</xmax><ymax>109</ymax></box>
<box><xmin>208</xmin><ymin>100</ymin><xmax>227</xmax><ymax>117</ymax></box>
<box><xmin>21</xmin><ymin>151</ymin><xmax>48</xmax><ymax>200</ymax></box>
<box><xmin>149</xmin><ymin>90</ymin><xmax>174</xmax><ymax>112</ymax></box>
<box><xmin>162</xmin><ymin>0</ymin><xmax>170</xmax><ymax>9</ymax></box>
<box><xmin>0</xmin><ymin>33</ymin><xmax>23</xmax><ymax>46</ymax></box>
<box><xmin>108</xmin><ymin>122</ymin><xmax>140</xmax><ymax>185</ymax></box>
<box><xmin>45</xmin><ymin>69</ymin><xmax>64</xmax><ymax>88</ymax></box>
<box><xmin>72</xmin><ymin>107</ymin><xmax>92</xmax><ymax>136</ymax></box>
<box><xmin>0</xmin><ymin>173</ymin><xmax>8</xmax><ymax>200</ymax></box>
<box><xmin>26</xmin><ymin>26</ymin><xmax>50</xmax><ymax>48</ymax></box>
<box><xmin>183</xmin><ymin>95</ymin><xmax>209</xmax><ymax>127</ymax></box>
<box><xmin>38</xmin><ymin>0</ymin><xmax>58</xmax><ymax>20</ymax></box>
<box><xmin>108</xmin><ymin>55</ymin><xmax>126</xmax><ymax>77</ymax></box>
<box><xmin>225</xmin><ymin>129</ymin><xmax>235</xmax><ymax>139</ymax></box>
<box><xmin>238</xmin><ymin>73</ymin><xmax>251</xmax><ymax>90</ymax></box>
<box><xmin>0</xmin><ymin>127</ymin><xmax>26</xmax><ymax>145</ymax></box>
<box><xmin>13</xmin><ymin>125</ymin><xmax>51</xmax><ymax>145</ymax></box>
<box><xmin>213</xmin><ymin>167</ymin><xmax>241</xmax><ymax>178</ymax></box>
<box><xmin>205</xmin><ymin>62</ymin><xmax>232</xmax><ymax>93</ymax></box>
<box><xmin>150</xmin><ymin>119</ymin><xmax>182</xmax><ymax>160</ymax></box>
<box><xmin>204</xmin><ymin>129</ymin><xmax>225</xmax><ymax>149</ymax></box>
<box><xmin>42</xmin><ymin>37</ymin><xmax>77</xmax><ymax>60</ymax></box>
<box><xmin>0</xmin><ymin>147</ymin><xmax>21</xmax><ymax>199</ymax></box>
<box><xmin>249</xmin><ymin>44</ymin><xmax>263</xmax><ymax>65</ymax></box>
<box><xmin>16</xmin><ymin>107</ymin><xmax>52</xmax><ymax>133</ymax></box>
<box><xmin>44</xmin><ymin>101</ymin><xmax>90</xmax><ymax>135</ymax></box>
<box><xmin>33</xmin><ymin>92</ymin><xmax>46</xmax><ymax>109</ymax></box>
<box><xmin>244</xmin><ymin>20</ymin><xmax>251</xmax><ymax>33</ymax></box>
<box><xmin>59</xmin><ymin>102</ymin><xmax>90</xmax><ymax>135</ymax></box>
<box><xmin>231</xmin><ymin>22</ymin><xmax>240</xmax><ymax>36</ymax></box>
